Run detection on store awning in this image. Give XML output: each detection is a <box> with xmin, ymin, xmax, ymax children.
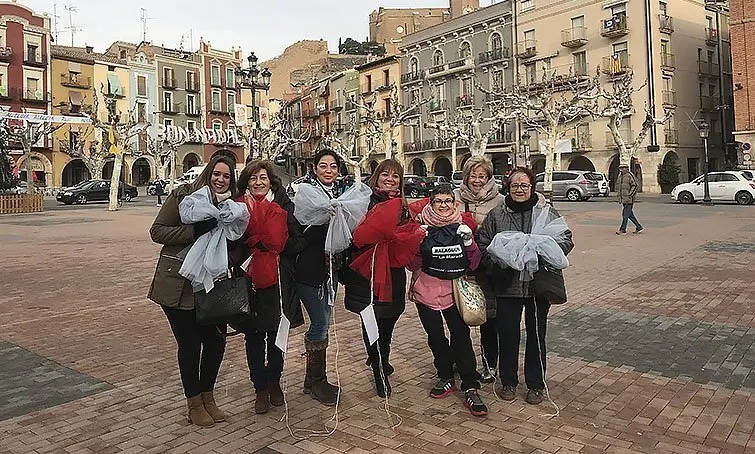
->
<box><xmin>107</xmin><ymin>74</ymin><xmax>123</xmax><ymax>96</ymax></box>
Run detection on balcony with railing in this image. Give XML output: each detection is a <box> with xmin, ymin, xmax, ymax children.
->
<box><xmin>601</xmin><ymin>15</ymin><xmax>629</xmax><ymax>38</ymax></box>
<box><xmin>22</xmin><ymin>90</ymin><xmax>49</xmax><ymax>103</ymax></box>
<box><xmin>162</xmin><ymin>77</ymin><xmax>176</xmax><ymax>89</ymax></box>
<box><xmin>664</xmin><ymin>128</ymin><xmax>679</xmax><ymax>145</ymax></box>
<box><xmin>209</xmin><ymin>102</ymin><xmax>225</xmax><ymax>114</ymax></box>
<box><xmin>375</xmin><ymin>81</ymin><xmax>393</xmax><ymax>92</ymax></box>
<box><xmin>422</xmin><ymin>138</ymin><xmax>451</xmax><ymax>150</ymax></box>
<box><xmin>605</xmin><ymin>129</ymin><xmax>633</xmax><ymax>148</ymax></box>
<box><xmin>662</xmin><ymin>89</ymin><xmax>677</xmax><ymax>106</ymax></box>
<box><xmin>426</xmin><ymin>58</ymin><xmax>475</xmax><ymax>79</ymax></box>
<box><xmin>488</xmin><ymin>129</ymin><xmax>514</xmax><ymax>144</ymax></box>
<box><xmin>330</xmin><ymin>98</ymin><xmax>343</xmax><ymax>110</ymax></box>
<box><xmin>705</xmin><ymin>28</ymin><xmax>718</xmax><ymax>46</ymax></box>
<box><xmin>660</xmin><ymin>52</ymin><xmax>675</xmax><ymax>72</ymax></box>
<box><xmin>360</xmin><ymin>83</ymin><xmax>373</xmax><ymax>95</ymax></box>
<box><xmin>184</xmin><ymin>105</ymin><xmax>202</xmax><ymax>117</ymax></box>
<box><xmin>456</xmin><ymin>95</ymin><xmax>474</xmax><ymax>108</ymax></box>
<box><xmin>162</xmin><ymin>103</ymin><xmax>179</xmax><ymax>114</ymax></box>
<box><xmin>24</xmin><ymin>52</ymin><xmax>46</xmax><ymax>67</ymax></box>
<box><xmin>659</xmin><ymin>14</ymin><xmax>674</xmax><ymax>34</ymax></box>
<box><xmin>345</xmin><ymin>100</ymin><xmax>357</xmax><ymax>111</ymax></box>
<box><xmin>302</xmin><ymin>108</ymin><xmax>319</xmax><ymax>118</ymax></box>
<box><xmin>601</xmin><ymin>53</ymin><xmax>630</xmax><ymax>78</ymax></box>
<box><xmin>185</xmin><ymin>80</ymin><xmax>200</xmax><ymax>92</ymax></box>
<box><xmin>525</xmin><ymin>63</ymin><xmax>590</xmax><ymax>88</ymax></box>
<box><xmin>426</xmin><ymin>99</ymin><xmax>447</xmax><ymax>114</ymax></box>
<box><xmin>0</xmin><ymin>46</ymin><xmax>12</xmax><ymax>62</ymax></box>
<box><xmin>403</xmin><ymin>141</ymin><xmax>423</xmax><ymax>153</ymax></box>
<box><xmin>376</xmin><ymin>109</ymin><xmax>393</xmax><ymax>121</ymax></box>
<box><xmin>478</xmin><ymin>47</ymin><xmax>511</xmax><ymax>66</ymax></box>
<box><xmin>332</xmin><ymin>122</ymin><xmax>347</xmax><ymax>131</ymax></box>
<box><xmin>60</xmin><ymin>73</ymin><xmax>91</xmax><ymax>89</ymax></box>
<box><xmin>697</xmin><ymin>60</ymin><xmax>720</xmax><ymax>78</ymax></box>
<box><xmin>561</xmin><ymin>27</ymin><xmax>588</xmax><ymax>48</ymax></box>
<box><xmin>571</xmin><ymin>130</ymin><xmax>593</xmax><ymax>151</ymax></box>
<box><xmin>401</xmin><ymin>71</ymin><xmax>423</xmax><ymax>84</ymax></box>
<box><xmin>515</xmin><ymin>40</ymin><xmax>537</xmax><ymax>59</ymax></box>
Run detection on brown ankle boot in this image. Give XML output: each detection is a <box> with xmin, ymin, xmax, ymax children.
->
<box><xmin>269</xmin><ymin>381</ymin><xmax>284</xmax><ymax>407</ymax></box>
<box><xmin>186</xmin><ymin>395</ymin><xmax>214</xmax><ymax>427</ymax></box>
<box><xmin>200</xmin><ymin>391</ymin><xmax>226</xmax><ymax>422</ymax></box>
<box><xmin>255</xmin><ymin>390</ymin><xmax>270</xmax><ymax>414</ymax></box>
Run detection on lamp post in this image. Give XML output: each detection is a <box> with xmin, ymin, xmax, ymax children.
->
<box><xmin>235</xmin><ymin>52</ymin><xmax>271</xmax><ymax>161</ymax></box>
<box><xmin>521</xmin><ymin>130</ymin><xmax>531</xmax><ymax>168</ymax></box>
<box><xmin>699</xmin><ymin>120</ymin><xmax>712</xmax><ymax>205</ymax></box>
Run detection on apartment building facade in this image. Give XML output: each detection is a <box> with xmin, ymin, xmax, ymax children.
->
<box><xmin>399</xmin><ymin>0</ymin><xmax>515</xmax><ymax>178</ymax></box>
<box><xmin>1</xmin><ymin>1</ymin><xmax>53</xmax><ymax>185</ymax></box>
<box><xmin>515</xmin><ymin>0</ymin><xmax>733</xmax><ymax>191</ymax></box>
<box><xmin>730</xmin><ymin>0</ymin><xmax>755</xmax><ymax>169</ymax></box>
<box><xmin>199</xmin><ymin>40</ymin><xmax>244</xmax><ymax>164</ymax></box>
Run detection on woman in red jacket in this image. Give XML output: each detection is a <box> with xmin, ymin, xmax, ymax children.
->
<box><xmin>235</xmin><ymin>160</ymin><xmax>305</xmax><ymax>414</ymax></box>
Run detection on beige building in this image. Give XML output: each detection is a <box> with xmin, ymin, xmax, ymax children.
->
<box><xmin>357</xmin><ymin>56</ymin><xmax>402</xmax><ymax>170</ymax></box>
<box><xmin>515</xmin><ymin>0</ymin><xmax>732</xmax><ymax>192</ymax></box>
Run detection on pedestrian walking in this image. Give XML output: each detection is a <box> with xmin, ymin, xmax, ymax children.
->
<box><xmin>156</xmin><ymin>180</ymin><xmax>166</xmax><ymax>207</ymax></box>
<box><xmin>616</xmin><ymin>164</ymin><xmax>643</xmax><ymax>235</ymax></box>
<box><xmin>408</xmin><ymin>183</ymin><xmax>488</xmax><ymax>416</ymax></box>
<box><xmin>454</xmin><ymin>156</ymin><xmax>504</xmax><ymax>385</ymax></box>
<box><xmin>477</xmin><ymin>167</ymin><xmax>573</xmax><ymax>405</ymax></box>
<box><xmin>234</xmin><ymin>160</ymin><xmax>305</xmax><ymax>414</ymax></box>
<box><xmin>147</xmin><ymin>155</ymin><xmax>244</xmax><ymax>428</ymax></box>
<box><xmin>342</xmin><ymin>159</ymin><xmax>425</xmax><ymax>397</ymax></box>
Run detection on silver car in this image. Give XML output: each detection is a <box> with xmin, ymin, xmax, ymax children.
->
<box><xmin>535</xmin><ymin>171</ymin><xmax>601</xmax><ymax>201</ymax></box>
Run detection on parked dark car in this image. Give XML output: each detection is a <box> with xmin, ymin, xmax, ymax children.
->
<box><xmin>57</xmin><ymin>179</ymin><xmax>138</xmax><ymax>205</ymax></box>
<box><xmin>147</xmin><ymin>179</ymin><xmax>168</xmax><ymax>196</ymax></box>
<box><xmin>425</xmin><ymin>175</ymin><xmax>449</xmax><ymax>189</ymax></box>
<box><xmin>404</xmin><ymin>175</ymin><xmax>431</xmax><ymax>198</ymax></box>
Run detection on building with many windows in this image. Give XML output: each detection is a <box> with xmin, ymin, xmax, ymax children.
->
<box><xmin>357</xmin><ymin>55</ymin><xmax>402</xmax><ymax>171</ymax></box>
<box><xmin>730</xmin><ymin>0</ymin><xmax>755</xmax><ymax>169</ymax></box>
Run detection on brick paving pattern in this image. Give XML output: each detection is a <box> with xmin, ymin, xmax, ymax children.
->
<box><xmin>0</xmin><ymin>200</ymin><xmax>753</xmax><ymax>453</ymax></box>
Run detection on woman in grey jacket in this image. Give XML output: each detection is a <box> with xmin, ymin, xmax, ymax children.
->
<box><xmin>477</xmin><ymin>167</ymin><xmax>573</xmax><ymax>405</ymax></box>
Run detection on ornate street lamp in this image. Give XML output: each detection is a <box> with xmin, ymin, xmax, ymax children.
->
<box><xmin>699</xmin><ymin>120</ymin><xmax>712</xmax><ymax>205</ymax></box>
<box><xmin>521</xmin><ymin>130</ymin><xmax>531</xmax><ymax>168</ymax></box>
<box><xmin>235</xmin><ymin>51</ymin><xmax>272</xmax><ymax>160</ymax></box>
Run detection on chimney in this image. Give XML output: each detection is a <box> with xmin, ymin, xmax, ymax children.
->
<box><xmin>85</xmin><ymin>46</ymin><xmax>93</xmax><ymax>53</ymax></box>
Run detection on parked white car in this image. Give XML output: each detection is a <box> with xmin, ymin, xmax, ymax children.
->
<box><xmin>670</xmin><ymin>171</ymin><xmax>755</xmax><ymax>205</ymax></box>
<box><xmin>593</xmin><ymin>172</ymin><xmax>610</xmax><ymax>197</ymax></box>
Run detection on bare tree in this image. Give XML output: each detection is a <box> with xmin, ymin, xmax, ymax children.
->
<box><xmin>89</xmin><ymin>87</ymin><xmax>147</xmax><ymax>211</ymax></box>
<box><xmin>58</xmin><ymin>125</ymin><xmax>104</xmax><ymax>180</ymax></box>
<box><xmin>384</xmin><ymin>84</ymin><xmax>430</xmax><ymax>165</ymax></box>
<box><xmin>483</xmin><ymin>69</ymin><xmax>596</xmax><ymax>197</ymax></box>
<box><xmin>581</xmin><ymin>69</ymin><xmax>673</xmax><ymax>167</ymax></box>
<box><xmin>323</xmin><ymin>100</ymin><xmax>382</xmax><ymax>181</ymax></box>
<box><xmin>1</xmin><ymin>118</ymin><xmax>63</xmax><ymax>195</ymax></box>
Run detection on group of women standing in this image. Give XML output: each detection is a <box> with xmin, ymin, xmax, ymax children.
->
<box><xmin>148</xmin><ymin>149</ymin><xmax>572</xmax><ymax>427</ymax></box>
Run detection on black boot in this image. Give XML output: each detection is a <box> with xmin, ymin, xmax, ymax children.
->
<box><xmin>367</xmin><ymin>341</ymin><xmax>392</xmax><ymax>398</ymax></box>
<box><xmin>303</xmin><ymin>352</ymin><xmax>312</xmax><ymax>394</ymax></box>
<box><xmin>306</xmin><ymin>341</ymin><xmax>339</xmax><ymax>406</ymax></box>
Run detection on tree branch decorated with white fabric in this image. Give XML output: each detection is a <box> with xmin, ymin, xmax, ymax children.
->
<box><xmin>177</xmin><ymin>186</ymin><xmax>250</xmax><ymax>292</ymax></box>
<box><xmin>485</xmin><ymin>205</ymin><xmax>571</xmax><ymax>282</ymax></box>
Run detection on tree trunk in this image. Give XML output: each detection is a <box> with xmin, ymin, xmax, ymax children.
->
<box><xmin>169</xmin><ymin>148</ymin><xmax>176</xmax><ymax>192</ymax></box>
<box><xmin>608</xmin><ymin>121</ymin><xmax>631</xmax><ymax>167</ymax></box>
<box><xmin>543</xmin><ymin>132</ymin><xmax>557</xmax><ymax>201</ymax></box>
<box><xmin>108</xmin><ymin>154</ymin><xmax>123</xmax><ymax>211</ymax></box>
<box><xmin>451</xmin><ymin>139</ymin><xmax>457</xmax><ymax>172</ymax></box>
<box><xmin>23</xmin><ymin>142</ymin><xmax>35</xmax><ymax>195</ymax></box>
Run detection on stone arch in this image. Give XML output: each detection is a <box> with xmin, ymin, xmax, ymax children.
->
<box><xmin>432</xmin><ymin>156</ymin><xmax>453</xmax><ymax>179</ymax></box>
<box><xmin>182</xmin><ymin>152</ymin><xmax>201</xmax><ymax>173</ymax></box>
<box><xmin>61</xmin><ymin>158</ymin><xmax>91</xmax><ymax>187</ymax></box>
<box><xmin>411</xmin><ymin>158</ymin><xmax>427</xmax><ymax>176</ymax></box>
<box><xmin>211</xmin><ymin>149</ymin><xmax>237</xmax><ymax>166</ymax></box>
<box><xmin>131</xmin><ymin>157</ymin><xmax>153</xmax><ymax>185</ymax></box>
<box><xmin>662</xmin><ymin>150</ymin><xmax>679</xmax><ymax>166</ymax></box>
<box><xmin>608</xmin><ymin>155</ymin><xmax>643</xmax><ymax>192</ymax></box>
<box><xmin>491</xmin><ymin>154</ymin><xmax>511</xmax><ymax>175</ymax></box>
<box><xmin>432</xmin><ymin>48</ymin><xmax>445</xmax><ymax>66</ymax></box>
<box><xmin>368</xmin><ymin>160</ymin><xmax>379</xmax><ymax>174</ymax></box>
<box><xmin>568</xmin><ymin>155</ymin><xmax>596</xmax><ymax>171</ymax></box>
<box><xmin>15</xmin><ymin>152</ymin><xmax>52</xmax><ymax>186</ymax></box>
<box><xmin>531</xmin><ymin>158</ymin><xmax>546</xmax><ymax>175</ymax></box>
<box><xmin>459</xmin><ymin>153</ymin><xmax>472</xmax><ymax>170</ymax></box>
<box><xmin>459</xmin><ymin>40</ymin><xmax>473</xmax><ymax>58</ymax></box>
<box><xmin>489</xmin><ymin>32</ymin><xmax>503</xmax><ymax>51</ymax></box>
<box><xmin>102</xmin><ymin>159</ymin><xmax>129</xmax><ymax>182</ymax></box>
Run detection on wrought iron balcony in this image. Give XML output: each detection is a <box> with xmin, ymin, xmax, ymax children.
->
<box><xmin>24</xmin><ymin>52</ymin><xmax>46</xmax><ymax>67</ymax></box>
<box><xmin>705</xmin><ymin>28</ymin><xmax>719</xmax><ymax>46</ymax></box>
<box><xmin>489</xmin><ymin>130</ymin><xmax>514</xmax><ymax>144</ymax></box>
<box><xmin>456</xmin><ymin>95</ymin><xmax>474</xmax><ymax>108</ymax></box>
<box><xmin>601</xmin><ymin>53</ymin><xmax>630</xmax><ymax>78</ymax></box>
<box><xmin>401</xmin><ymin>72</ymin><xmax>422</xmax><ymax>84</ymax></box>
<box><xmin>659</xmin><ymin>14</ymin><xmax>674</xmax><ymax>34</ymax></box>
<box><xmin>561</xmin><ymin>27</ymin><xmax>588</xmax><ymax>48</ymax></box>
<box><xmin>184</xmin><ymin>105</ymin><xmax>202</xmax><ymax>117</ymax></box>
<box><xmin>22</xmin><ymin>90</ymin><xmax>49</xmax><ymax>103</ymax></box>
<box><xmin>605</xmin><ymin>129</ymin><xmax>633</xmax><ymax>148</ymax></box>
<box><xmin>60</xmin><ymin>73</ymin><xmax>91</xmax><ymax>89</ymax></box>
<box><xmin>572</xmin><ymin>133</ymin><xmax>593</xmax><ymax>151</ymax></box>
<box><xmin>515</xmin><ymin>40</ymin><xmax>537</xmax><ymax>59</ymax></box>
<box><xmin>375</xmin><ymin>82</ymin><xmax>393</xmax><ymax>92</ymax></box>
<box><xmin>662</xmin><ymin>90</ymin><xmax>677</xmax><ymax>106</ymax></box>
<box><xmin>330</xmin><ymin>99</ymin><xmax>344</xmax><ymax>110</ymax></box>
<box><xmin>0</xmin><ymin>46</ymin><xmax>12</xmax><ymax>62</ymax></box>
<box><xmin>162</xmin><ymin>103</ymin><xmax>179</xmax><ymax>114</ymax></box>
<box><xmin>664</xmin><ymin>129</ymin><xmax>679</xmax><ymax>145</ymax></box>
<box><xmin>185</xmin><ymin>80</ymin><xmax>200</xmax><ymax>92</ymax></box>
<box><xmin>660</xmin><ymin>52</ymin><xmax>675</xmax><ymax>72</ymax></box>
<box><xmin>601</xmin><ymin>15</ymin><xmax>629</xmax><ymax>38</ymax></box>
<box><xmin>478</xmin><ymin>47</ymin><xmax>511</xmax><ymax>65</ymax></box>
<box><xmin>162</xmin><ymin>77</ymin><xmax>176</xmax><ymax>89</ymax></box>
<box><xmin>697</xmin><ymin>60</ymin><xmax>720</xmax><ymax>78</ymax></box>
<box><xmin>403</xmin><ymin>141</ymin><xmax>422</xmax><ymax>152</ymax></box>
<box><xmin>426</xmin><ymin>99</ymin><xmax>447</xmax><ymax>114</ymax></box>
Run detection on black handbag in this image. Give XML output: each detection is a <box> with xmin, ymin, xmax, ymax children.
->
<box><xmin>195</xmin><ymin>266</ymin><xmax>253</xmax><ymax>326</ymax></box>
<box><xmin>533</xmin><ymin>265</ymin><xmax>567</xmax><ymax>304</ymax></box>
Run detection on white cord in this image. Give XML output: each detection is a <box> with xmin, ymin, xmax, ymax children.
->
<box><xmin>532</xmin><ymin>297</ymin><xmax>559</xmax><ymax>418</ymax></box>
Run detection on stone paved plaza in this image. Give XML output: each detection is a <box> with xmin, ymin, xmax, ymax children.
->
<box><xmin>0</xmin><ymin>198</ymin><xmax>753</xmax><ymax>453</ymax></box>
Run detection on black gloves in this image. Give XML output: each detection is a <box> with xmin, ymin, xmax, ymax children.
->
<box><xmin>193</xmin><ymin>218</ymin><xmax>218</xmax><ymax>239</ymax></box>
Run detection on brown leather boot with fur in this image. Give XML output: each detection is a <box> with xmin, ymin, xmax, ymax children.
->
<box><xmin>255</xmin><ymin>390</ymin><xmax>271</xmax><ymax>414</ymax></box>
<box><xmin>200</xmin><ymin>391</ymin><xmax>226</xmax><ymax>422</ymax></box>
<box><xmin>186</xmin><ymin>395</ymin><xmax>214</xmax><ymax>427</ymax></box>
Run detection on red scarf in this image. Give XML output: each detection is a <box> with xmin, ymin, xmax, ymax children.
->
<box><xmin>350</xmin><ymin>198</ymin><xmax>425</xmax><ymax>302</ymax></box>
<box><xmin>241</xmin><ymin>194</ymin><xmax>289</xmax><ymax>289</ymax></box>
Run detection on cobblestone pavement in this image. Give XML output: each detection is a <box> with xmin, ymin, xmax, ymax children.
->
<box><xmin>0</xmin><ymin>201</ymin><xmax>753</xmax><ymax>453</ymax></box>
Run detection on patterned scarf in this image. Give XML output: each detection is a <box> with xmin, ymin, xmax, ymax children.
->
<box><xmin>459</xmin><ymin>178</ymin><xmax>498</xmax><ymax>204</ymax></box>
<box><xmin>419</xmin><ymin>201</ymin><xmax>462</xmax><ymax>227</ymax></box>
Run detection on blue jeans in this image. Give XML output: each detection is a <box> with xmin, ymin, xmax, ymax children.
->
<box><xmin>297</xmin><ymin>280</ymin><xmax>334</xmax><ymax>343</ymax></box>
<box><xmin>619</xmin><ymin>203</ymin><xmax>642</xmax><ymax>232</ymax></box>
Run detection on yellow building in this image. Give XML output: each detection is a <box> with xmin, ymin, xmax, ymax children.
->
<box><xmin>93</xmin><ymin>54</ymin><xmax>130</xmax><ymax>180</ymax></box>
<box><xmin>356</xmin><ymin>55</ymin><xmax>402</xmax><ymax>171</ymax></box>
<box><xmin>50</xmin><ymin>45</ymin><xmax>96</xmax><ymax>188</ymax></box>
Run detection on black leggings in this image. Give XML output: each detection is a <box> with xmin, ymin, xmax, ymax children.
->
<box><xmin>497</xmin><ymin>298</ymin><xmax>550</xmax><ymax>390</ymax></box>
<box><xmin>162</xmin><ymin>306</ymin><xmax>227</xmax><ymax>398</ymax></box>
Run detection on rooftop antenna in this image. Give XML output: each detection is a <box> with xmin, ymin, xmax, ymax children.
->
<box><xmin>140</xmin><ymin>8</ymin><xmax>154</xmax><ymax>43</ymax></box>
<box><xmin>63</xmin><ymin>4</ymin><xmax>82</xmax><ymax>47</ymax></box>
<box><xmin>52</xmin><ymin>3</ymin><xmax>61</xmax><ymax>43</ymax></box>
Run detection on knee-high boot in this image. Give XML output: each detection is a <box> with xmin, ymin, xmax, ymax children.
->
<box><xmin>366</xmin><ymin>338</ymin><xmax>392</xmax><ymax>398</ymax></box>
<box><xmin>306</xmin><ymin>340</ymin><xmax>339</xmax><ymax>406</ymax></box>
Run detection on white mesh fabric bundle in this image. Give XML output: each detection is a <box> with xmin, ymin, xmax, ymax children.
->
<box><xmin>486</xmin><ymin>205</ymin><xmax>570</xmax><ymax>281</ymax></box>
<box><xmin>294</xmin><ymin>182</ymin><xmax>372</xmax><ymax>253</ymax></box>
<box><xmin>178</xmin><ymin>186</ymin><xmax>250</xmax><ymax>292</ymax></box>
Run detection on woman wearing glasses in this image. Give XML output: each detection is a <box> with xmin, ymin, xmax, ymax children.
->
<box><xmin>477</xmin><ymin>167</ymin><xmax>573</xmax><ymax>405</ymax></box>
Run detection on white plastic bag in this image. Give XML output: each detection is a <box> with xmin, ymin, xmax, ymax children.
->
<box><xmin>294</xmin><ymin>182</ymin><xmax>371</xmax><ymax>253</ymax></box>
<box><xmin>178</xmin><ymin>186</ymin><xmax>250</xmax><ymax>292</ymax></box>
<box><xmin>486</xmin><ymin>205</ymin><xmax>570</xmax><ymax>281</ymax></box>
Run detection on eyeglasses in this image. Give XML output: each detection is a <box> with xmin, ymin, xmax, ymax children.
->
<box><xmin>510</xmin><ymin>183</ymin><xmax>532</xmax><ymax>190</ymax></box>
<box><xmin>432</xmin><ymin>199</ymin><xmax>454</xmax><ymax>206</ymax></box>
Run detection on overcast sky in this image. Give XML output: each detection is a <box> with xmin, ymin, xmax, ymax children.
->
<box><xmin>19</xmin><ymin>0</ymin><xmax>495</xmax><ymax>61</ymax></box>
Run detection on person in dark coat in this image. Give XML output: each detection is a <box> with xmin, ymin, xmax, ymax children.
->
<box><xmin>342</xmin><ymin>159</ymin><xmax>417</xmax><ymax>398</ymax></box>
<box><xmin>147</xmin><ymin>155</ymin><xmax>239</xmax><ymax>428</ymax></box>
<box><xmin>234</xmin><ymin>160</ymin><xmax>305</xmax><ymax>414</ymax></box>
